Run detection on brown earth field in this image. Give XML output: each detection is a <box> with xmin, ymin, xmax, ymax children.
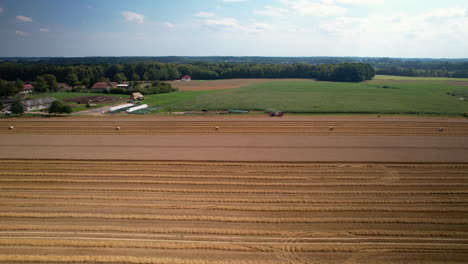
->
<box><xmin>169</xmin><ymin>78</ymin><xmax>310</xmax><ymax>91</ymax></box>
<box><xmin>0</xmin><ymin>116</ymin><xmax>467</xmax><ymax>263</ymax></box>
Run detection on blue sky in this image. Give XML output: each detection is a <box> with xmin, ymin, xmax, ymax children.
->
<box><xmin>0</xmin><ymin>0</ymin><xmax>467</xmax><ymax>58</ymax></box>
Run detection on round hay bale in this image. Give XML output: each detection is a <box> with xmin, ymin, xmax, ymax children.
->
<box><xmin>329</xmin><ymin>126</ymin><xmax>334</xmax><ymax>131</ymax></box>
<box><xmin>215</xmin><ymin>126</ymin><xmax>219</xmax><ymax>131</ymax></box>
<box><xmin>115</xmin><ymin>126</ymin><xmax>120</xmax><ymax>131</ymax></box>
<box><xmin>8</xmin><ymin>126</ymin><xmax>13</xmax><ymax>130</ymax></box>
<box><xmin>377</xmin><ymin>114</ymin><xmax>381</xmax><ymax>117</ymax></box>
<box><xmin>438</xmin><ymin>128</ymin><xmax>444</xmax><ymax>132</ymax></box>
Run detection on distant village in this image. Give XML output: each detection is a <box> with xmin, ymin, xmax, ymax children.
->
<box><xmin>1</xmin><ymin>75</ymin><xmax>190</xmax><ymax>115</ymax></box>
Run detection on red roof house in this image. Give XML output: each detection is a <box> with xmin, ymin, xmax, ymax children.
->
<box><xmin>91</xmin><ymin>82</ymin><xmax>111</xmax><ymax>90</ymax></box>
<box><xmin>181</xmin><ymin>75</ymin><xmax>192</xmax><ymax>81</ymax></box>
<box><xmin>21</xmin><ymin>84</ymin><xmax>34</xmax><ymax>93</ymax></box>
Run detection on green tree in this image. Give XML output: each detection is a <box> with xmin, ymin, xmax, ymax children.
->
<box><xmin>48</xmin><ymin>101</ymin><xmax>72</xmax><ymax>115</ymax></box>
<box><xmin>35</xmin><ymin>76</ymin><xmax>49</xmax><ymax>92</ymax></box>
<box><xmin>14</xmin><ymin>80</ymin><xmax>24</xmax><ymax>91</ymax></box>
<box><xmin>114</xmin><ymin>73</ymin><xmax>127</xmax><ymax>83</ymax></box>
<box><xmin>131</xmin><ymin>73</ymin><xmax>141</xmax><ymax>81</ymax></box>
<box><xmin>11</xmin><ymin>100</ymin><xmax>25</xmax><ymax>115</ymax></box>
<box><xmin>99</xmin><ymin>77</ymin><xmax>111</xmax><ymax>83</ymax></box>
<box><xmin>81</xmin><ymin>77</ymin><xmax>90</xmax><ymax>88</ymax></box>
<box><xmin>65</xmin><ymin>73</ymin><xmax>79</xmax><ymax>91</ymax></box>
<box><xmin>43</xmin><ymin>74</ymin><xmax>59</xmax><ymax>92</ymax></box>
<box><xmin>0</xmin><ymin>80</ymin><xmax>19</xmax><ymax>97</ymax></box>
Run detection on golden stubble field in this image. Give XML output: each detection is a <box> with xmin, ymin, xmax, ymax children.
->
<box><xmin>0</xmin><ymin>116</ymin><xmax>467</xmax><ymax>263</ymax></box>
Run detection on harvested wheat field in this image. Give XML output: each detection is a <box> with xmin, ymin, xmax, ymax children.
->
<box><xmin>0</xmin><ymin>116</ymin><xmax>467</xmax><ymax>263</ymax></box>
<box><xmin>0</xmin><ymin>160</ymin><xmax>467</xmax><ymax>263</ymax></box>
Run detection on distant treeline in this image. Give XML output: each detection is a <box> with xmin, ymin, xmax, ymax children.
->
<box><xmin>375</xmin><ymin>62</ymin><xmax>468</xmax><ymax>78</ymax></box>
<box><xmin>2</xmin><ymin>56</ymin><xmax>468</xmax><ymax>65</ymax></box>
<box><xmin>1</xmin><ymin>56</ymin><xmax>467</xmax><ymax>78</ymax></box>
<box><xmin>0</xmin><ymin>62</ymin><xmax>375</xmax><ymax>86</ymax></box>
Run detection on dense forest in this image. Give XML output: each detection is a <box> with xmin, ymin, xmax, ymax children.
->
<box><xmin>1</xmin><ymin>56</ymin><xmax>467</xmax><ymax>78</ymax></box>
<box><xmin>0</xmin><ymin>62</ymin><xmax>375</xmax><ymax>88</ymax></box>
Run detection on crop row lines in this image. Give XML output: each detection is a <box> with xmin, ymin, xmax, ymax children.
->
<box><xmin>1</xmin><ymin>212</ymin><xmax>467</xmax><ymax>224</ymax></box>
<box><xmin>0</xmin><ymin>238</ymin><xmax>466</xmax><ymax>253</ymax></box>
<box><xmin>0</xmin><ymin>172</ymin><xmax>308</xmax><ymax>181</ymax></box>
<box><xmin>2</xmin><ymin>194</ymin><xmax>466</xmax><ymax>205</ymax></box>
<box><xmin>1</xmin><ymin>225</ymin><xmax>466</xmax><ymax>239</ymax></box>
<box><xmin>2</xmin><ymin>186</ymin><xmax>467</xmax><ymax>196</ymax></box>
<box><xmin>3</xmin><ymin>172</ymin><xmax>467</xmax><ymax>181</ymax></box>
<box><xmin>3</xmin><ymin>178</ymin><xmax>468</xmax><ymax>187</ymax></box>
<box><xmin>4</xmin><ymin>159</ymin><xmax>466</xmax><ymax>168</ymax></box>
<box><xmin>1</xmin><ymin>165</ymin><xmax>466</xmax><ymax>179</ymax></box>
<box><xmin>0</xmin><ymin>255</ymin><xmax>266</xmax><ymax>264</ymax></box>
<box><xmin>1</xmin><ymin>202</ymin><xmax>466</xmax><ymax>213</ymax></box>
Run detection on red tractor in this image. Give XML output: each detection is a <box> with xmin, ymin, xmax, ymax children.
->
<box><xmin>269</xmin><ymin>112</ymin><xmax>284</xmax><ymax>117</ymax></box>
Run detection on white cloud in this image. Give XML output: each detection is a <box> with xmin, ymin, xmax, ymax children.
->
<box><xmin>318</xmin><ymin>6</ymin><xmax>468</xmax><ymax>47</ymax></box>
<box><xmin>337</xmin><ymin>0</ymin><xmax>384</xmax><ymax>5</ymax></box>
<box><xmin>203</xmin><ymin>17</ymin><xmax>243</xmax><ymax>31</ymax></box>
<box><xmin>281</xmin><ymin>0</ymin><xmax>347</xmax><ymax>17</ymax></box>
<box><xmin>201</xmin><ymin>16</ymin><xmax>274</xmax><ymax>34</ymax></box>
<box><xmin>164</xmin><ymin>22</ymin><xmax>175</xmax><ymax>28</ymax></box>
<box><xmin>423</xmin><ymin>7</ymin><xmax>467</xmax><ymax>19</ymax></box>
<box><xmin>122</xmin><ymin>11</ymin><xmax>144</xmax><ymax>24</ymax></box>
<box><xmin>16</xmin><ymin>15</ymin><xmax>33</xmax><ymax>22</ymax></box>
<box><xmin>15</xmin><ymin>30</ymin><xmax>27</xmax><ymax>36</ymax></box>
<box><xmin>251</xmin><ymin>23</ymin><xmax>274</xmax><ymax>32</ymax></box>
<box><xmin>195</xmin><ymin>11</ymin><xmax>215</xmax><ymax>17</ymax></box>
<box><xmin>319</xmin><ymin>16</ymin><xmax>363</xmax><ymax>36</ymax></box>
<box><xmin>40</xmin><ymin>28</ymin><xmax>50</xmax><ymax>32</ymax></box>
<box><xmin>254</xmin><ymin>6</ymin><xmax>288</xmax><ymax>17</ymax></box>
<box><xmin>223</xmin><ymin>0</ymin><xmax>247</xmax><ymax>2</ymax></box>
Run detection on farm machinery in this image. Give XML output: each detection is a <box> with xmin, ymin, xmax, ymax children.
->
<box><xmin>268</xmin><ymin>111</ymin><xmax>284</xmax><ymax>117</ymax></box>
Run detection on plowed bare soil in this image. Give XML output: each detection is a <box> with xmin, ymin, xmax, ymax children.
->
<box><xmin>169</xmin><ymin>79</ymin><xmax>310</xmax><ymax>91</ymax></box>
<box><xmin>0</xmin><ymin>116</ymin><xmax>467</xmax><ymax>263</ymax></box>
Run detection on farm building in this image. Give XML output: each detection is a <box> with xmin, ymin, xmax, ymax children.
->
<box><xmin>21</xmin><ymin>84</ymin><xmax>34</xmax><ymax>94</ymax></box>
<box><xmin>91</xmin><ymin>82</ymin><xmax>111</xmax><ymax>91</ymax></box>
<box><xmin>127</xmin><ymin>104</ymin><xmax>148</xmax><ymax>113</ymax></box>
<box><xmin>21</xmin><ymin>97</ymin><xmax>56</xmax><ymax>111</ymax></box>
<box><xmin>181</xmin><ymin>75</ymin><xmax>192</xmax><ymax>81</ymax></box>
<box><xmin>131</xmin><ymin>92</ymin><xmax>144</xmax><ymax>100</ymax></box>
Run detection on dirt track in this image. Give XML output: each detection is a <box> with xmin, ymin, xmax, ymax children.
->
<box><xmin>1</xmin><ymin>116</ymin><xmax>467</xmax><ymax>162</ymax></box>
<box><xmin>0</xmin><ymin>134</ymin><xmax>467</xmax><ymax>162</ymax></box>
<box><xmin>0</xmin><ymin>116</ymin><xmax>467</xmax><ymax>263</ymax></box>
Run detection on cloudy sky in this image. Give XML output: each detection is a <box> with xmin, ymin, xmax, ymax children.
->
<box><xmin>0</xmin><ymin>0</ymin><xmax>467</xmax><ymax>58</ymax></box>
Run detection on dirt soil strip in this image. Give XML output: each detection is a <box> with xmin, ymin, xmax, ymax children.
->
<box><xmin>168</xmin><ymin>79</ymin><xmax>311</xmax><ymax>91</ymax></box>
<box><xmin>0</xmin><ymin>134</ymin><xmax>467</xmax><ymax>162</ymax></box>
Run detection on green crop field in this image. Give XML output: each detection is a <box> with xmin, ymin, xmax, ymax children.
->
<box><xmin>141</xmin><ymin>79</ymin><xmax>468</xmax><ymax>116</ymax></box>
<box><xmin>27</xmin><ymin>76</ymin><xmax>468</xmax><ymax>116</ymax></box>
<box><xmin>374</xmin><ymin>75</ymin><xmax>468</xmax><ymax>81</ymax></box>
